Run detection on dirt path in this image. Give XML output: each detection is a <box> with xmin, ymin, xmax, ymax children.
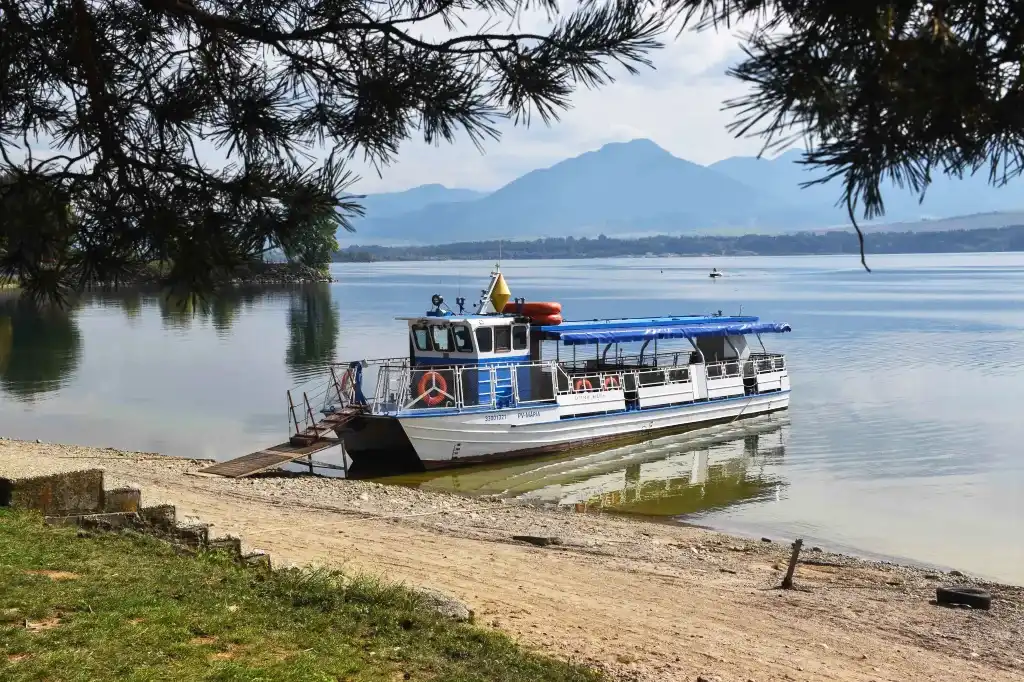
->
<box><xmin>2</xmin><ymin>440</ymin><xmax>1022</xmax><ymax>682</ymax></box>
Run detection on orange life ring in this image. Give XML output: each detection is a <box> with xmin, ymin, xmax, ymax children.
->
<box><xmin>417</xmin><ymin>371</ymin><xmax>448</xmax><ymax>406</ymax></box>
<box><xmin>574</xmin><ymin>378</ymin><xmax>593</xmax><ymax>392</ymax></box>
<box><xmin>503</xmin><ymin>301</ymin><xmax>562</xmax><ymax>316</ymax></box>
<box><xmin>531</xmin><ymin>314</ymin><xmax>562</xmax><ymax>326</ymax></box>
<box><xmin>602</xmin><ymin>375</ymin><xmax>620</xmax><ymax>390</ymax></box>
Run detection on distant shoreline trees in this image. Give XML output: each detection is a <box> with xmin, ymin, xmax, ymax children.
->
<box><xmin>332</xmin><ymin>226</ymin><xmax>1024</xmax><ymax>262</ymax></box>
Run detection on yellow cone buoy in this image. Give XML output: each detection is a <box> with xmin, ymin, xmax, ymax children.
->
<box><xmin>489</xmin><ymin>272</ymin><xmax>511</xmax><ymax>312</ymax></box>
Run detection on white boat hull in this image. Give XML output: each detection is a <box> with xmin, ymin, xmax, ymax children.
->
<box><xmin>397</xmin><ymin>391</ymin><xmax>790</xmax><ymax>467</ymax></box>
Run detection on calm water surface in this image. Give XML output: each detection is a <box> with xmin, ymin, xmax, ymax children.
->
<box><xmin>1</xmin><ymin>253</ymin><xmax>1022</xmax><ymax>584</ymax></box>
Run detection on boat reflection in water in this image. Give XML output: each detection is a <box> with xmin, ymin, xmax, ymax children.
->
<box><xmin>372</xmin><ymin>414</ymin><xmax>789</xmax><ymax>519</ymax></box>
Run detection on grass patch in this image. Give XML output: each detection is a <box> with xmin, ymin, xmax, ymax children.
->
<box><xmin>0</xmin><ymin>510</ymin><xmax>601</xmax><ymax>682</ymax></box>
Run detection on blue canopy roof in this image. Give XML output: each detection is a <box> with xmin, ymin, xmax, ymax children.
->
<box><xmin>543</xmin><ymin>315</ymin><xmax>758</xmax><ymax>333</ymax></box>
<box><xmin>539</xmin><ymin>319</ymin><xmax>792</xmax><ymax>345</ymax></box>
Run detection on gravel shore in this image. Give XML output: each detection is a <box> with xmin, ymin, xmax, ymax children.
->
<box><xmin>2</xmin><ymin>438</ymin><xmax>1022</xmax><ymax>681</ymax></box>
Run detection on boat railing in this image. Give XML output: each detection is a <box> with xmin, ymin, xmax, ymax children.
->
<box><xmin>327</xmin><ymin>357</ymin><xmax>411</xmax><ymax>414</ymax></box>
<box><xmin>328</xmin><ymin>352</ymin><xmax>786</xmax><ymax>415</ymax></box>
<box><xmin>392</xmin><ymin>359</ymin><xmax>624</xmax><ymax>412</ymax></box>
<box><xmin>705</xmin><ymin>359</ymin><xmax>742</xmax><ymax>380</ymax></box>
<box><xmin>748</xmin><ymin>352</ymin><xmax>786</xmax><ymax>374</ymax></box>
<box><xmin>636</xmin><ymin>365</ymin><xmax>692</xmax><ymax>387</ymax></box>
<box><xmin>555</xmin><ymin>350</ymin><xmax>698</xmax><ymax>373</ymax></box>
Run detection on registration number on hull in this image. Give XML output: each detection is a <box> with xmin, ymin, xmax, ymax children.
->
<box><xmin>469</xmin><ymin>409</ymin><xmax>553</xmax><ymax>425</ymax></box>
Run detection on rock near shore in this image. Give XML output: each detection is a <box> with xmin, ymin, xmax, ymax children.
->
<box><xmin>413</xmin><ymin>587</ymin><xmax>473</xmax><ymax>622</ymax></box>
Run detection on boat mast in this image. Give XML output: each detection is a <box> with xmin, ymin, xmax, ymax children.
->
<box><xmin>474</xmin><ymin>262</ymin><xmax>511</xmax><ymax>315</ymax></box>
<box><xmin>475</xmin><ymin>270</ymin><xmax>501</xmax><ymax>314</ymax></box>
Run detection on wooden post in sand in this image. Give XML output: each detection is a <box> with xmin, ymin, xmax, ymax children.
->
<box><xmin>781</xmin><ymin>538</ymin><xmax>803</xmax><ymax>589</ymax></box>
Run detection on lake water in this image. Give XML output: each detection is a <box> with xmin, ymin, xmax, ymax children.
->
<box><xmin>1</xmin><ymin>253</ymin><xmax>1022</xmax><ymax>584</ymax></box>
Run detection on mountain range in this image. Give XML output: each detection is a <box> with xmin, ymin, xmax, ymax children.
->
<box><xmin>340</xmin><ymin>139</ymin><xmax>1024</xmax><ymax>245</ymax></box>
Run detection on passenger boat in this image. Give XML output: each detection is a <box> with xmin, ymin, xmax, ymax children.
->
<box><xmin>328</xmin><ymin>271</ymin><xmax>791</xmax><ymax>470</ymax></box>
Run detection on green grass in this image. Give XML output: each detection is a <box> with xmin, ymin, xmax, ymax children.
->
<box><xmin>0</xmin><ymin>511</ymin><xmax>601</xmax><ymax>682</ymax></box>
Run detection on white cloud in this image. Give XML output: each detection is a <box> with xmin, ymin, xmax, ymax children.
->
<box><xmin>349</xmin><ymin>17</ymin><xmax>768</xmax><ymax>194</ymax></box>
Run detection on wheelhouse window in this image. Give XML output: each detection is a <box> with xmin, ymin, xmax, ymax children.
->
<box><xmin>494</xmin><ymin>325</ymin><xmax>512</xmax><ymax>352</ymax></box>
<box><xmin>431</xmin><ymin>325</ymin><xmax>454</xmax><ymax>352</ymax></box>
<box><xmin>475</xmin><ymin>326</ymin><xmax>493</xmax><ymax>352</ymax></box>
<box><xmin>512</xmin><ymin>324</ymin><xmax>527</xmax><ymax>351</ymax></box>
<box><xmin>412</xmin><ymin>324</ymin><xmax>432</xmax><ymax>351</ymax></box>
<box><xmin>452</xmin><ymin>325</ymin><xmax>474</xmax><ymax>353</ymax></box>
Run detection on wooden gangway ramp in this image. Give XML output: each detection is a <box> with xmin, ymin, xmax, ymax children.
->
<box><xmin>200</xmin><ymin>405</ymin><xmax>360</xmax><ymax>478</ymax></box>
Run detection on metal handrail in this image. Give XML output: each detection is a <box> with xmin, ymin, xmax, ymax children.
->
<box><xmin>323</xmin><ymin>353</ymin><xmax>786</xmax><ymax>414</ymax></box>
<box><xmin>705</xmin><ymin>359</ymin><xmax>743</xmax><ymax>380</ymax></box>
<box><xmin>748</xmin><ymin>352</ymin><xmax>786</xmax><ymax>374</ymax></box>
<box><xmin>556</xmin><ymin>349</ymin><xmax>699</xmax><ymax>372</ymax></box>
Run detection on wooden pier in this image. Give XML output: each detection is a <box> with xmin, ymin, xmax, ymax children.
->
<box><xmin>200</xmin><ymin>385</ymin><xmax>360</xmax><ymax>478</ymax></box>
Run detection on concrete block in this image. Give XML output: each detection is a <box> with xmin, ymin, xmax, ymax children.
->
<box><xmin>241</xmin><ymin>551</ymin><xmax>271</xmax><ymax>570</ymax></box>
<box><xmin>173</xmin><ymin>524</ymin><xmax>210</xmax><ymax>549</ymax></box>
<box><xmin>102</xmin><ymin>487</ymin><xmax>141</xmax><ymax>513</ymax></box>
<box><xmin>208</xmin><ymin>536</ymin><xmax>242</xmax><ymax>557</ymax></box>
<box><xmin>46</xmin><ymin>512</ymin><xmax>141</xmax><ymax>531</ymax></box>
<box><xmin>139</xmin><ymin>505</ymin><xmax>176</xmax><ymax>530</ymax></box>
<box><xmin>0</xmin><ymin>470</ymin><xmax>104</xmax><ymax>516</ymax></box>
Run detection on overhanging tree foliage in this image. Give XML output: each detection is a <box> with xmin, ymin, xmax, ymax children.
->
<box><xmin>0</xmin><ymin>0</ymin><xmax>664</xmax><ymax>302</ymax></box>
<box><xmin>668</xmin><ymin>1</ymin><xmax>1024</xmax><ymax>270</ymax></box>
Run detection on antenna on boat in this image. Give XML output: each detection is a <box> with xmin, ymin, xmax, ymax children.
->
<box><xmin>455</xmin><ymin>270</ymin><xmax>466</xmax><ymax>314</ymax></box>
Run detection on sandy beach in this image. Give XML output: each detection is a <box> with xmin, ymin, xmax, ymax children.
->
<box><xmin>1</xmin><ymin>438</ymin><xmax>1021</xmax><ymax>682</ymax></box>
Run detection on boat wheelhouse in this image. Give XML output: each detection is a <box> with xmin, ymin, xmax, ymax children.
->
<box><xmin>330</xmin><ymin>272</ymin><xmax>791</xmax><ymax>469</ymax></box>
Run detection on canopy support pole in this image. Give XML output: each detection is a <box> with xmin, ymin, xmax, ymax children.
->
<box><xmin>639</xmin><ymin>339</ymin><xmax>652</xmax><ymax>365</ymax></box>
<box><xmin>724</xmin><ymin>337</ymin><xmax>740</xmax><ymax>357</ymax></box>
<box><xmin>687</xmin><ymin>337</ymin><xmax>705</xmax><ymax>363</ymax></box>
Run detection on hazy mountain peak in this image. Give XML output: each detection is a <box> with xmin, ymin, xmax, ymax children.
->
<box><xmin>339</xmin><ymin>138</ymin><xmax>1024</xmax><ymax>245</ymax></box>
<box><xmin>346</xmin><ymin>183</ymin><xmax>486</xmax><ymax>222</ymax></box>
<box><xmin>599</xmin><ymin>138</ymin><xmax>667</xmax><ymax>152</ymax></box>
<box><xmin>362</xmin><ymin>182</ymin><xmax>475</xmax><ymax>198</ymax></box>
<box><xmin>587</xmin><ymin>138</ymin><xmax>676</xmax><ymax>160</ymax></box>
<box><xmin>774</xmin><ymin>148</ymin><xmax>805</xmax><ymax>162</ymax></box>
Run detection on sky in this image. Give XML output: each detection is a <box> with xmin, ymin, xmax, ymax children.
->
<box><xmin>348</xmin><ymin>9</ymin><xmax>769</xmax><ymax>195</ymax></box>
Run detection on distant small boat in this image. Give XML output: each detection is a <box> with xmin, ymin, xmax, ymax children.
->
<box><xmin>709</xmin><ymin>268</ymin><xmax>723</xmax><ymax>279</ymax></box>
